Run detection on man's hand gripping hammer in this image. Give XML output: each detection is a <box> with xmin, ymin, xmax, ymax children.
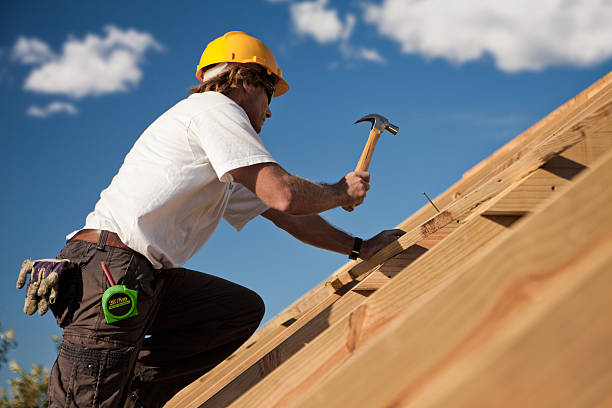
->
<box><xmin>344</xmin><ymin>113</ymin><xmax>399</xmax><ymax>212</ymax></box>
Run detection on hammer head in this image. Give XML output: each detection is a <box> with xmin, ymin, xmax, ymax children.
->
<box><xmin>355</xmin><ymin>113</ymin><xmax>399</xmax><ymax>135</ymax></box>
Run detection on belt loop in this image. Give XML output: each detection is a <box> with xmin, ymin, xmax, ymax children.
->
<box><xmin>96</xmin><ymin>230</ymin><xmax>109</xmax><ymax>250</ymax></box>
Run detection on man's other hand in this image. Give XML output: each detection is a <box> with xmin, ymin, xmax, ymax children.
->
<box><xmin>360</xmin><ymin>229</ymin><xmax>405</xmax><ymax>260</ymax></box>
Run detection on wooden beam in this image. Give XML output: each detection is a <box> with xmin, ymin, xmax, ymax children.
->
<box><xmin>483</xmin><ymin>159</ymin><xmax>579</xmax><ymax>215</ymax></box>
<box><xmin>485</xmin><ymin>126</ymin><xmax>612</xmax><ymax>215</ymax></box>
<box><xmin>416</xmin><ymin>247</ymin><xmax>612</xmax><ymax>408</ymax></box>
<box><xmin>190</xmin><ymin>221</ymin><xmax>459</xmax><ymax>406</ymax></box>
<box><xmin>330</xmin><ymin>96</ymin><xmax>612</xmax><ymax>289</ymax></box>
<box><xmin>167</xmin><ymin>72</ymin><xmax>612</xmax><ymax>408</ymax></box>
<box><xmin>171</xmin><ymin>123</ymin><xmax>611</xmax><ymax>408</ymax></box>
<box><xmin>223</xmin><ymin>73</ymin><xmax>612</xmax><ymax>362</ymax></box>
<box><xmin>230</xmin><ymin>138</ymin><xmax>609</xmax><ymax>408</ymax></box>
<box><xmin>228</xmin><ymin>73</ymin><xmax>612</xmax><ymax>349</ymax></box>
<box><xmin>291</xmin><ymin>148</ymin><xmax>612</xmax><ymax>408</ymax></box>
<box><xmin>225</xmin><ymin>135</ymin><xmax>586</xmax><ymax>407</ymax></box>
<box><xmin>397</xmin><ymin>71</ymin><xmax>612</xmax><ymax>234</ymax></box>
<box><xmin>166</xmin><ymin>289</ymin><xmax>344</xmax><ymax>408</ymax></box>
<box><xmin>351</xmin><ymin>223</ymin><xmax>458</xmax><ymax>293</ymax></box>
<box><xmin>227</xmin><ymin>214</ymin><xmax>520</xmax><ymax>408</ymax></box>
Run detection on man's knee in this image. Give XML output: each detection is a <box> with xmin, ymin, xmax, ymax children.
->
<box><xmin>243</xmin><ymin>287</ymin><xmax>265</xmax><ymax>324</ymax></box>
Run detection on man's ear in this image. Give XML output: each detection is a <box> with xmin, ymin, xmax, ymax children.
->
<box><xmin>241</xmin><ymin>80</ymin><xmax>258</xmax><ymax>96</ymax></box>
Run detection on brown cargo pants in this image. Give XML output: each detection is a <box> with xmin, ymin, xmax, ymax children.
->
<box><xmin>48</xmin><ymin>233</ymin><xmax>265</xmax><ymax>407</ymax></box>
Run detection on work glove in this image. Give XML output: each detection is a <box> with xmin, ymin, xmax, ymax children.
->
<box><xmin>16</xmin><ymin>259</ymin><xmax>77</xmax><ymax>316</ymax></box>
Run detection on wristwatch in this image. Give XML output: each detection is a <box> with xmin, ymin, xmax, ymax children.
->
<box><xmin>349</xmin><ymin>237</ymin><xmax>363</xmax><ymax>260</ymax></box>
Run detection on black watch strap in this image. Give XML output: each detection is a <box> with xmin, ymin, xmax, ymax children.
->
<box><xmin>349</xmin><ymin>237</ymin><xmax>363</xmax><ymax>260</ymax></box>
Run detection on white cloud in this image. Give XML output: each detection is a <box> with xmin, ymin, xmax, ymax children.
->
<box><xmin>27</xmin><ymin>101</ymin><xmax>78</xmax><ymax>118</ymax></box>
<box><xmin>358</xmin><ymin>48</ymin><xmax>385</xmax><ymax>63</ymax></box>
<box><xmin>290</xmin><ymin>0</ymin><xmax>385</xmax><ymax>63</ymax></box>
<box><xmin>364</xmin><ymin>0</ymin><xmax>612</xmax><ymax>72</ymax></box>
<box><xmin>342</xmin><ymin>14</ymin><xmax>356</xmax><ymax>41</ymax></box>
<box><xmin>15</xmin><ymin>26</ymin><xmax>162</xmax><ymax>98</ymax></box>
<box><xmin>12</xmin><ymin>37</ymin><xmax>55</xmax><ymax>64</ymax></box>
<box><xmin>290</xmin><ymin>0</ymin><xmax>354</xmax><ymax>43</ymax></box>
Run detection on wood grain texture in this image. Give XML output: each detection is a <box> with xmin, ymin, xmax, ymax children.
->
<box><xmin>230</xmin><ymin>73</ymin><xmax>612</xmax><ymax>345</ymax></box>
<box><xmin>330</xmin><ymin>96</ymin><xmax>612</xmax><ymax>289</ymax></box>
<box><xmin>292</xmin><ymin>148</ymin><xmax>612</xmax><ymax>408</ymax></box>
<box><xmin>226</xmin><ymin>133</ymin><xmax>590</xmax><ymax>408</ymax></box>
<box><xmin>166</xmin><ymin>290</ymin><xmax>342</xmax><ymax>408</ymax></box>
<box><xmin>397</xmin><ymin>71</ymin><xmax>612</xmax><ymax>234</ymax></box>
<box><xmin>235</xmin><ymin>73</ymin><xmax>612</xmax><ymax>349</ymax></box>
<box><xmin>226</xmin><ymin>214</ymin><xmax>520</xmax><ymax>408</ymax></box>
<box><xmin>166</xmin><ymin>72</ymin><xmax>612</xmax><ymax>408</ymax></box>
<box><xmin>418</xmin><ymin>244</ymin><xmax>612</xmax><ymax>408</ymax></box>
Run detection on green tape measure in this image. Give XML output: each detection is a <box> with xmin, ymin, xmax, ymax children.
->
<box><xmin>101</xmin><ymin>261</ymin><xmax>139</xmax><ymax>323</ymax></box>
<box><xmin>102</xmin><ymin>285</ymin><xmax>138</xmax><ymax>323</ymax></box>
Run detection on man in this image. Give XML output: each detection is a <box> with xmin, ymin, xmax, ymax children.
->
<box><xmin>30</xmin><ymin>31</ymin><xmax>403</xmax><ymax>407</ymax></box>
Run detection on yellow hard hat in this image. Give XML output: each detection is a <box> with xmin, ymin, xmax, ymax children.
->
<box><xmin>196</xmin><ymin>31</ymin><xmax>289</xmax><ymax>97</ymax></box>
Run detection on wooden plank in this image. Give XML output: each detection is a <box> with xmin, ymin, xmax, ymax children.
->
<box><xmin>226</xmin><ymin>137</ymin><xmax>583</xmax><ymax>407</ymax></box>
<box><xmin>416</xmin><ymin>246</ymin><xmax>612</xmax><ymax>408</ymax></box>
<box><xmin>458</xmin><ymin>71</ymin><xmax>612</xmax><ymax>192</ymax></box>
<box><xmin>235</xmin><ymin>73</ymin><xmax>612</xmax><ymax>344</ymax></box>
<box><xmin>195</xmin><ymin>220</ymin><xmax>454</xmax><ymax>407</ymax></box>
<box><xmin>200</xmin><ymin>289</ymin><xmax>368</xmax><ymax>408</ymax></box>
<box><xmin>172</xmin><ymin>272</ymin><xmax>393</xmax><ymax>407</ymax></box>
<box><xmin>166</xmin><ymin>290</ymin><xmax>344</xmax><ymax>408</ymax></box>
<box><xmin>291</xmin><ymin>148</ymin><xmax>612</xmax><ymax>408</ymax></box>
<box><xmin>169</xmin><ymin>73</ymin><xmax>612</xmax><ymax>407</ymax></box>
<box><xmin>483</xmin><ymin>159</ymin><xmax>579</xmax><ymax>215</ymax></box>
<box><xmin>351</xmin><ymin>223</ymin><xmax>458</xmax><ymax>293</ymax></box>
<box><xmin>400</xmin><ymin>71</ymin><xmax>612</xmax><ymax>235</ymax></box>
<box><xmin>398</xmin><ymin>71</ymin><xmax>612</xmax><ymax>233</ymax></box>
<box><xmin>227</xmin><ymin>213</ymin><xmax>520</xmax><ymax>408</ymax></box>
<box><xmin>485</xmin><ymin>128</ymin><xmax>612</xmax><ymax>215</ymax></box>
<box><xmin>192</xmin><ymin>132</ymin><xmax>607</xmax><ymax>408</ymax></box>
<box><xmin>216</xmin><ymin>73</ymin><xmax>612</xmax><ymax>363</ymax></box>
<box><xmin>330</xmin><ymin>96</ymin><xmax>612</xmax><ymax>289</ymax></box>
<box><xmin>170</xmin><ymin>226</ymin><xmax>455</xmax><ymax>406</ymax></box>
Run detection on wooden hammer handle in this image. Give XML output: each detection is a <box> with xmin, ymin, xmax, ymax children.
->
<box><xmin>355</xmin><ymin>127</ymin><xmax>382</xmax><ymax>172</ymax></box>
<box><xmin>343</xmin><ymin>127</ymin><xmax>382</xmax><ymax>212</ymax></box>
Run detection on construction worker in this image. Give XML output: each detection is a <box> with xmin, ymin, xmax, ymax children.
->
<box><xmin>19</xmin><ymin>31</ymin><xmax>404</xmax><ymax>407</ymax></box>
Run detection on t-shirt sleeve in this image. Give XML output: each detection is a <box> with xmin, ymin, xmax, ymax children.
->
<box><xmin>223</xmin><ymin>182</ymin><xmax>269</xmax><ymax>231</ymax></box>
<box><xmin>188</xmin><ymin>101</ymin><xmax>277</xmax><ymax>183</ymax></box>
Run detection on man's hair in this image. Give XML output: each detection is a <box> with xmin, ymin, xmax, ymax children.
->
<box><xmin>189</xmin><ymin>63</ymin><xmax>275</xmax><ymax>96</ymax></box>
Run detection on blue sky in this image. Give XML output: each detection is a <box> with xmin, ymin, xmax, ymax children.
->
<box><xmin>1</xmin><ymin>0</ymin><xmax>611</xmax><ymax>390</ymax></box>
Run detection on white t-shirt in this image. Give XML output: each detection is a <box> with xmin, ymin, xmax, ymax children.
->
<box><xmin>72</xmin><ymin>92</ymin><xmax>276</xmax><ymax>269</ymax></box>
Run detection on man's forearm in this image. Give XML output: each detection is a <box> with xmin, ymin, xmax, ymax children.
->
<box><xmin>262</xmin><ymin>209</ymin><xmax>354</xmax><ymax>255</ymax></box>
<box><xmin>230</xmin><ymin>163</ymin><xmax>368</xmax><ymax>216</ymax></box>
<box><xmin>280</xmin><ymin>175</ymin><xmax>349</xmax><ymax>215</ymax></box>
<box><xmin>262</xmin><ymin>209</ymin><xmax>406</xmax><ymax>261</ymax></box>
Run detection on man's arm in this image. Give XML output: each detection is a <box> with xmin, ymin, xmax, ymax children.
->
<box><xmin>229</xmin><ymin>163</ymin><xmax>369</xmax><ymax>216</ymax></box>
<box><xmin>261</xmin><ymin>209</ymin><xmax>405</xmax><ymax>260</ymax></box>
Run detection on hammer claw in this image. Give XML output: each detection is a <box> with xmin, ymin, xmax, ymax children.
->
<box><xmin>345</xmin><ymin>113</ymin><xmax>399</xmax><ymax>213</ymax></box>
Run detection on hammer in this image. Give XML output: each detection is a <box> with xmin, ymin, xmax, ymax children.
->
<box><xmin>344</xmin><ymin>113</ymin><xmax>399</xmax><ymax>212</ymax></box>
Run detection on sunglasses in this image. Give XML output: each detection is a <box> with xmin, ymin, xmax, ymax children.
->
<box><xmin>254</xmin><ymin>68</ymin><xmax>277</xmax><ymax>104</ymax></box>
<box><xmin>260</xmin><ymin>79</ymin><xmax>275</xmax><ymax>104</ymax></box>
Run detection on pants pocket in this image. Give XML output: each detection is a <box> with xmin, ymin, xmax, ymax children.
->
<box><xmin>52</xmin><ymin>242</ymin><xmax>97</xmax><ymax>328</ymax></box>
<box><xmin>49</xmin><ymin>341</ymin><xmax>132</xmax><ymax>407</ymax></box>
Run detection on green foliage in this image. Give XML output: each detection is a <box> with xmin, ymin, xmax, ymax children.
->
<box><xmin>0</xmin><ymin>324</ymin><xmax>53</xmax><ymax>408</ymax></box>
<box><xmin>0</xmin><ymin>362</ymin><xmax>49</xmax><ymax>408</ymax></box>
<box><xmin>0</xmin><ymin>325</ymin><xmax>17</xmax><ymax>370</ymax></box>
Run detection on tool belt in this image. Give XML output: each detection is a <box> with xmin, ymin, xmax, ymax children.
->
<box><xmin>71</xmin><ymin>229</ymin><xmax>131</xmax><ymax>251</ymax></box>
